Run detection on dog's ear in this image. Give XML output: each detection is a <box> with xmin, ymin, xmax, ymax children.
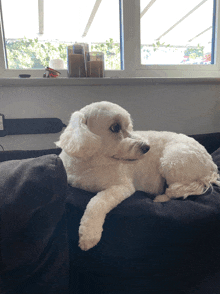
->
<box><xmin>55</xmin><ymin>111</ymin><xmax>101</xmax><ymax>158</ymax></box>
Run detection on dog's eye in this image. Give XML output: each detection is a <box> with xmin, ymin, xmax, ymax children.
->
<box><xmin>110</xmin><ymin>123</ymin><xmax>121</xmax><ymax>133</ymax></box>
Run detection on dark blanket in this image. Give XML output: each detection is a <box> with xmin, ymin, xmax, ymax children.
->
<box><xmin>1</xmin><ymin>133</ymin><xmax>220</xmax><ymax>294</ymax></box>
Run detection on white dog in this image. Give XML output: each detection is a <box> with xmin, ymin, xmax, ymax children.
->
<box><xmin>56</xmin><ymin>101</ymin><xmax>220</xmax><ymax>251</ymax></box>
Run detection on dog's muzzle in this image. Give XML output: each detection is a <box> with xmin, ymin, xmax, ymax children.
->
<box><xmin>128</xmin><ymin>133</ymin><xmax>150</xmax><ymax>154</ymax></box>
<box><xmin>111</xmin><ymin>141</ymin><xmax>150</xmax><ymax>162</ymax></box>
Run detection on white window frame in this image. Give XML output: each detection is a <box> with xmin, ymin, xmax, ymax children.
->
<box><xmin>0</xmin><ymin>0</ymin><xmax>219</xmax><ymax>79</ymax></box>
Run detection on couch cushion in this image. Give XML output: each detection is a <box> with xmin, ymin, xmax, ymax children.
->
<box><xmin>0</xmin><ymin>155</ymin><xmax>69</xmax><ymax>294</ymax></box>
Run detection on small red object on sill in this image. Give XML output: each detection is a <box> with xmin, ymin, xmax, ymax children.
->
<box><xmin>43</xmin><ymin>67</ymin><xmax>61</xmax><ymax>78</ymax></box>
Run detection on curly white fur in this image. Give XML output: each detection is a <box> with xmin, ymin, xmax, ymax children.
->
<box><xmin>56</xmin><ymin>101</ymin><xmax>220</xmax><ymax>251</ymax></box>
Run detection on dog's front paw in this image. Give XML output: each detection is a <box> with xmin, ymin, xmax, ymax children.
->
<box><xmin>79</xmin><ymin>235</ymin><xmax>101</xmax><ymax>251</ymax></box>
<box><xmin>154</xmin><ymin>194</ymin><xmax>171</xmax><ymax>202</ymax></box>
<box><xmin>78</xmin><ymin>225</ymin><xmax>102</xmax><ymax>251</ymax></box>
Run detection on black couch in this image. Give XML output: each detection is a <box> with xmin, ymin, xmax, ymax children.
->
<box><xmin>1</xmin><ymin>133</ymin><xmax>220</xmax><ymax>294</ymax></box>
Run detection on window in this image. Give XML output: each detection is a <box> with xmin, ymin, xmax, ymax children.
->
<box><xmin>0</xmin><ymin>0</ymin><xmax>219</xmax><ymax>78</ymax></box>
<box><xmin>1</xmin><ymin>0</ymin><xmax>120</xmax><ymax>70</ymax></box>
<box><xmin>141</xmin><ymin>0</ymin><xmax>214</xmax><ymax>65</ymax></box>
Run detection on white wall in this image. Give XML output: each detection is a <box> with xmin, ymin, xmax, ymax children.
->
<box><xmin>1</xmin><ymin>82</ymin><xmax>220</xmax><ymax>150</ymax></box>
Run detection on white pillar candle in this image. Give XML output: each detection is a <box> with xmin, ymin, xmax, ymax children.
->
<box><xmin>49</xmin><ymin>59</ymin><xmax>64</xmax><ymax>69</ymax></box>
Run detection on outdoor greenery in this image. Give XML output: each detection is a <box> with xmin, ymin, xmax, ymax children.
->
<box><xmin>6</xmin><ymin>38</ymin><xmax>67</xmax><ymax>69</ymax></box>
<box><xmin>141</xmin><ymin>42</ymin><xmax>206</xmax><ymax>64</ymax></box>
<box><xmin>184</xmin><ymin>45</ymin><xmax>204</xmax><ymax>59</ymax></box>
<box><xmin>149</xmin><ymin>41</ymin><xmax>204</xmax><ymax>60</ymax></box>
<box><xmin>5</xmin><ymin>37</ymin><xmax>121</xmax><ymax>70</ymax></box>
<box><xmin>5</xmin><ymin>37</ymin><xmax>207</xmax><ymax>69</ymax></box>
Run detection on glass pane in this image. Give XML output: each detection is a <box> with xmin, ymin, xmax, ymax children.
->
<box><xmin>140</xmin><ymin>0</ymin><xmax>214</xmax><ymax>65</ymax></box>
<box><xmin>1</xmin><ymin>0</ymin><xmax>120</xmax><ymax>70</ymax></box>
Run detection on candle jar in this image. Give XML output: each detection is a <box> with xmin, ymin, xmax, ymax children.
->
<box><xmin>86</xmin><ymin>52</ymin><xmax>104</xmax><ymax>78</ymax></box>
<box><xmin>67</xmin><ymin>44</ymin><xmax>86</xmax><ymax>77</ymax></box>
<box><xmin>78</xmin><ymin>43</ymin><xmax>89</xmax><ymax>59</ymax></box>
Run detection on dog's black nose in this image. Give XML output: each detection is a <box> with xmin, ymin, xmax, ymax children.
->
<box><xmin>141</xmin><ymin>144</ymin><xmax>150</xmax><ymax>154</ymax></box>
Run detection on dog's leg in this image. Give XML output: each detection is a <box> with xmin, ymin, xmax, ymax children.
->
<box><xmin>79</xmin><ymin>184</ymin><xmax>135</xmax><ymax>251</ymax></box>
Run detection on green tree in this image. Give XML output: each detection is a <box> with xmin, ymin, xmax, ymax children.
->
<box><xmin>6</xmin><ymin>37</ymin><xmax>120</xmax><ymax>70</ymax></box>
<box><xmin>184</xmin><ymin>44</ymin><xmax>204</xmax><ymax>59</ymax></box>
<box><xmin>6</xmin><ymin>37</ymin><xmax>68</xmax><ymax>69</ymax></box>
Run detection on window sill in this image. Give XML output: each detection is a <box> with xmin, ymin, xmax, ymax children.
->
<box><xmin>0</xmin><ymin>77</ymin><xmax>220</xmax><ymax>87</ymax></box>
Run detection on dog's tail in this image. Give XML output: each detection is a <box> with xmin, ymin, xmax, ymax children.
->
<box><xmin>184</xmin><ymin>172</ymin><xmax>220</xmax><ymax>199</ymax></box>
<box><xmin>166</xmin><ymin>172</ymin><xmax>220</xmax><ymax>200</ymax></box>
